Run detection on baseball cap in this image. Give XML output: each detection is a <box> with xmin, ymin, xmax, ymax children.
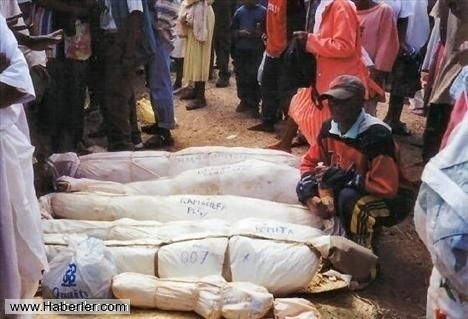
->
<box><xmin>319</xmin><ymin>75</ymin><xmax>365</xmax><ymax>101</ymax></box>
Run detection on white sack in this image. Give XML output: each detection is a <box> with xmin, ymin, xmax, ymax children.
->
<box><xmin>158</xmin><ymin>238</ymin><xmax>228</xmax><ymax>278</ymax></box>
<box><xmin>42</xmin><ymin>236</ymin><xmax>116</xmax><ymax>299</ymax></box>
<box><xmin>221</xmin><ymin>282</ymin><xmax>273</xmax><ymax>319</ymax></box>
<box><xmin>55</xmin><ymin>160</ymin><xmax>301</xmax><ymax>204</ymax></box>
<box><xmin>112</xmin><ymin>273</ymin><xmax>273</xmax><ymax>319</ymax></box>
<box><xmin>274</xmin><ymin>298</ymin><xmax>321</xmax><ymax>319</ymax></box>
<box><xmin>229</xmin><ymin>236</ymin><xmax>320</xmax><ymax>295</ymax></box>
<box><xmin>41</xmin><ymin>193</ymin><xmax>320</xmax><ymax>227</ymax></box>
<box><xmin>48</xmin><ymin>146</ymin><xmax>299</xmax><ymax>182</ymax></box>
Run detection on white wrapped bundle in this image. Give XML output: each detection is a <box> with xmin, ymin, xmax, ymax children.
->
<box><xmin>41</xmin><ymin>218</ymin><xmax>163</xmax><ymax>240</ymax></box>
<box><xmin>45</xmin><ymin>237</ymin><xmax>160</xmax><ymax>275</ymax></box>
<box><xmin>274</xmin><ymin>298</ymin><xmax>321</xmax><ymax>319</ymax></box>
<box><xmin>158</xmin><ymin>238</ymin><xmax>229</xmax><ymax>278</ymax></box>
<box><xmin>41</xmin><ymin>193</ymin><xmax>321</xmax><ymax>227</ymax></box>
<box><xmin>221</xmin><ymin>282</ymin><xmax>273</xmax><ymax>319</ymax></box>
<box><xmin>229</xmin><ymin>236</ymin><xmax>320</xmax><ymax>295</ymax></box>
<box><xmin>55</xmin><ymin>160</ymin><xmax>301</xmax><ymax>204</ymax></box>
<box><xmin>230</xmin><ymin>218</ymin><xmax>324</xmax><ymax>242</ymax></box>
<box><xmin>48</xmin><ymin>147</ymin><xmax>299</xmax><ymax>182</ymax></box>
<box><xmin>112</xmin><ymin>273</ymin><xmax>273</xmax><ymax>319</ymax></box>
<box><xmin>42</xmin><ymin>218</ymin><xmax>230</xmax><ymax>241</ymax></box>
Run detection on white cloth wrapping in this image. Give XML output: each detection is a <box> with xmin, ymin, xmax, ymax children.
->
<box><xmin>112</xmin><ymin>273</ymin><xmax>273</xmax><ymax>319</ymax></box>
<box><xmin>40</xmin><ymin>193</ymin><xmax>322</xmax><ymax>227</ymax></box>
<box><xmin>54</xmin><ymin>160</ymin><xmax>302</xmax><ymax>204</ymax></box>
<box><xmin>414</xmin><ymin>119</ymin><xmax>468</xmax><ymax>318</ymax></box>
<box><xmin>47</xmin><ymin>146</ymin><xmax>299</xmax><ymax>183</ymax></box>
<box><xmin>0</xmin><ymin>13</ymin><xmax>48</xmax><ymax>305</ymax></box>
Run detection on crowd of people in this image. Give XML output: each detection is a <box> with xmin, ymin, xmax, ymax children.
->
<box><xmin>1</xmin><ymin>0</ymin><xmax>467</xmax><ymax>318</ymax></box>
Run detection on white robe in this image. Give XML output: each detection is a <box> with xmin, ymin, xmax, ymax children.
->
<box><xmin>0</xmin><ymin>13</ymin><xmax>48</xmax><ymax>306</ymax></box>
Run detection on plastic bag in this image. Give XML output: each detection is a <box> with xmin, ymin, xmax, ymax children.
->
<box><xmin>42</xmin><ymin>235</ymin><xmax>116</xmax><ymax>299</ymax></box>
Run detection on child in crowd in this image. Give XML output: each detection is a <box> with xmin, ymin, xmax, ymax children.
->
<box><xmin>353</xmin><ymin>0</ymin><xmax>399</xmax><ymax>116</ymax></box>
<box><xmin>231</xmin><ymin>0</ymin><xmax>266</xmax><ymax>117</ymax></box>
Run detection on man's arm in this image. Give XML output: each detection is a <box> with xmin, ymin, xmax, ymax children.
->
<box><xmin>0</xmin><ymin>16</ymin><xmax>35</xmax><ymax>108</ymax></box>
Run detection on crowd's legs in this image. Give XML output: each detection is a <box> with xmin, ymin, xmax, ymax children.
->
<box><xmin>96</xmin><ymin>32</ymin><xmax>139</xmax><ymax>151</ymax></box>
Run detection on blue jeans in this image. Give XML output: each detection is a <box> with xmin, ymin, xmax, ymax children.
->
<box><xmin>146</xmin><ymin>41</ymin><xmax>175</xmax><ymax>129</ymax></box>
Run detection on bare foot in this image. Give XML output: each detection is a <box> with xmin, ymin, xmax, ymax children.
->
<box><xmin>266</xmin><ymin>141</ymin><xmax>292</xmax><ymax>153</ymax></box>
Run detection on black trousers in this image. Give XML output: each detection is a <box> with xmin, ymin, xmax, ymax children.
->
<box><xmin>212</xmin><ymin>1</ymin><xmax>232</xmax><ymax>79</ymax></box>
<box><xmin>94</xmin><ymin>32</ymin><xmax>140</xmax><ymax>151</ymax></box>
<box><xmin>422</xmin><ymin>103</ymin><xmax>453</xmax><ymax>161</ymax></box>
<box><xmin>45</xmin><ymin>58</ymin><xmax>88</xmax><ymax>153</ymax></box>
<box><xmin>260</xmin><ymin>55</ymin><xmax>296</xmax><ymax>124</ymax></box>
<box><xmin>233</xmin><ymin>49</ymin><xmax>263</xmax><ymax>106</ymax></box>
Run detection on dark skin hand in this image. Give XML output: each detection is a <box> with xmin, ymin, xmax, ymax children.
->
<box><xmin>13</xmin><ymin>29</ymin><xmax>63</xmax><ymax>51</ymax></box>
<box><xmin>0</xmin><ymin>54</ymin><xmax>28</xmax><ymax>109</ymax></box>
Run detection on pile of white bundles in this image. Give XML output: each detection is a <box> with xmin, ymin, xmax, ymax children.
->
<box><xmin>47</xmin><ymin>146</ymin><xmax>299</xmax><ymax>182</ymax></box>
<box><xmin>414</xmin><ymin>122</ymin><xmax>468</xmax><ymax>319</ymax></box>
<box><xmin>43</xmin><ymin>218</ymin><xmax>323</xmax><ymax>295</ymax></box>
<box><xmin>43</xmin><ymin>147</ymin><xmax>377</xmax><ymax>316</ymax></box>
<box><xmin>43</xmin><ymin>218</ymin><xmax>377</xmax><ymax>295</ymax></box>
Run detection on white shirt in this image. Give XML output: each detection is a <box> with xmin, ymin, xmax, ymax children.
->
<box><xmin>406</xmin><ymin>0</ymin><xmax>430</xmax><ymax>53</ymax></box>
<box><xmin>378</xmin><ymin>0</ymin><xmax>414</xmax><ymax>20</ymax></box>
<box><xmin>100</xmin><ymin>0</ymin><xmax>143</xmax><ymax>31</ymax></box>
<box><xmin>0</xmin><ymin>13</ymin><xmax>35</xmax><ymax>131</ymax></box>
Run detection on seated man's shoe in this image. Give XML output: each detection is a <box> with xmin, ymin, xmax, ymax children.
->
<box><xmin>248</xmin><ymin>122</ymin><xmax>275</xmax><ymax>133</ymax></box>
<box><xmin>186</xmin><ymin>99</ymin><xmax>207</xmax><ymax>111</ymax></box>
<box><xmin>215</xmin><ymin>77</ymin><xmax>229</xmax><ymax>88</ymax></box>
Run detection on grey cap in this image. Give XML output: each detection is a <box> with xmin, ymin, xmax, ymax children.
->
<box><xmin>319</xmin><ymin>75</ymin><xmax>365</xmax><ymax>101</ymax></box>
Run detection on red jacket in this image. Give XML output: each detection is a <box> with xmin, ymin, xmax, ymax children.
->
<box><xmin>266</xmin><ymin>0</ymin><xmax>305</xmax><ymax>57</ymax></box>
<box><xmin>305</xmin><ymin>0</ymin><xmax>381</xmax><ymax>97</ymax></box>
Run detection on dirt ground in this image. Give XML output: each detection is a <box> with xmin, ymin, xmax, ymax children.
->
<box><xmin>35</xmin><ymin>72</ymin><xmax>433</xmax><ymax>318</ymax></box>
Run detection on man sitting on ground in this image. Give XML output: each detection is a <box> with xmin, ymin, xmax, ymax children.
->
<box><xmin>296</xmin><ymin>75</ymin><xmax>415</xmax><ymax>249</ymax></box>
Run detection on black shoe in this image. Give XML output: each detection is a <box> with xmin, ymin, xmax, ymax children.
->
<box><xmin>235</xmin><ymin>101</ymin><xmax>249</xmax><ymax>112</ymax></box>
<box><xmin>180</xmin><ymin>88</ymin><xmax>196</xmax><ymax>100</ymax></box>
<box><xmin>186</xmin><ymin>98</ymin><xmax>207</xmax><ymax>110</ymax></box>
<box><xmin>141</xmin><ymin>123</ymin><xmax>161</xmax><ymax>135</ymax></box>
<box><xmin>248</xmin><ymin>122</ymin><xmax>275</xmax><ymax>133</ymax></box>
<box><xmin>143</xmin><ymin>133</ymin><xmax>174</xmax><ymax>149</ymax></box>
<box><xmin>216</xmin><ymin>77</ymin><xmax>229</xmax><ymax>88</ymax></box>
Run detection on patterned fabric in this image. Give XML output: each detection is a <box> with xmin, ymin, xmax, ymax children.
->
<box><xmin>155</xmin><ymin>0</ymin><xmax>179</xmax><ymax>47</ymax></box>
<box><xmin>350</xmin><ymin>195</ymin><xmax>390</xmax><ymax>249</ymax></box>
<box><xmin>31</xmin><ymin>5</ymin><xmax>57</xmax><ymax>59</ymax></box>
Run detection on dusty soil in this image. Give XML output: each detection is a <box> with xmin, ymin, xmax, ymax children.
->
<box><xmin>35</xmin><ymin>73</ymin><xmax>433</xmax><ymax>318</ymax></box>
